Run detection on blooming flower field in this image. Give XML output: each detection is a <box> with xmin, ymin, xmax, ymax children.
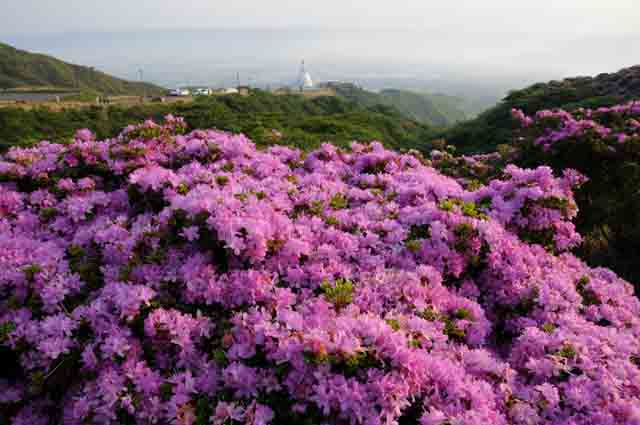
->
<box><xmin>1</xmin><ymin>115</ymin><xmax>639</xmax><ymax>424</ymax></box>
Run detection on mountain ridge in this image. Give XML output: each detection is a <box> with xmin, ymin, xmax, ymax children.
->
<box><xmin>330</xmin><ymin>83</ymin><xmax>468</xmax><ymax>127</ymax></box>
<box><xmin>0</xmin><ymin>41</ymin><xmax>165</xmax><ymax>96</ymax></box>
<box><xmin>444</xmin><ymin>64</ymin><xmax>640</xmax><ymax>153</ymax></box>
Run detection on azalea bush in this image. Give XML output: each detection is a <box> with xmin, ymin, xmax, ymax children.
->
<box><xmin>512</xmin><ymin>100</ymin><xmax>640</xmax><ymax>286</ymax></box>
<box><xmin>1</xmin><ymin>115</ymin><xmax>640</xmax><ymax>425</ymax></box>
<box><xmin>428</xmin><ymin>149</ymin><xmax>506</xmax><ymax>190</ymax></box>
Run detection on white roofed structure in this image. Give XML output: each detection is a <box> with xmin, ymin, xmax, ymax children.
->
<box><xmin>298</xmin><ymin>60</ymin><xmax>315</xmax><ymax>91</ymax></box>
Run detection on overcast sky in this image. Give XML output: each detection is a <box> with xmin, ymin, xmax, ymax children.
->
<box><xmin>2</xmin><ymin>0</ymin><xmax>638</xmax><ymax>35</ymax></box>
<box><xmin>2</xmin><ymin>1</ymin><xmax>639</xmax><ymax>94</ymax></box>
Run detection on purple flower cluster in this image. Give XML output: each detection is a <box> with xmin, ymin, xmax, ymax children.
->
<box><xmin>429</xmin><ymin>150</ymin><xmax>505</xmax><ymax>187</ymax></box>
<box><xmin>466</xmin><ymin>165</ymin><xmax>587</xmax><ymax>252</ymax></box>
<box><xmin>1</xmin><ymin>116</ymin><xmax>639</xmax><ymax>424</ymax></box>
<box><xmin>512</xmin><ymin>100</ymin><xmax>640</xmax><ymax>152</ymax></box>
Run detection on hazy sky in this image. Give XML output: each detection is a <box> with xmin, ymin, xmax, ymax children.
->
<box><xmin>2</xmin><ymin>0</ymin><xmax>639</xmax><ymax>35</ymax></box>
<box><xmin>2</xmin><ymin>1</ymin><xmax>639</xmax><ymax>96</ymax></box>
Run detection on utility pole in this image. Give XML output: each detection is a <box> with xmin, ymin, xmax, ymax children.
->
<box><xmin>138</xmin><ymin>69</ymin><xmax>145</xmax><ymax>100</ymax></box>
<box><xmin>299</xmin><ymin>60</ymin><xmax>305</xmax><ymax>92</ymax></box>
<box><xmin>88</xmin><ymin>67</ymin><xmax>97</xmax><ymax>104</ymax></box>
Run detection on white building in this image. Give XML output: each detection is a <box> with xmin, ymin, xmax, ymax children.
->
<box><xmin>297</xmin><ymin>60</ymin><xmax>315</xmax><ymax>91</ymax></box>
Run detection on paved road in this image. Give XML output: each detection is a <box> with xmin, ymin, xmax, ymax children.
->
<box><xmin>0</xmin><ymin>95</ymin><xmax>194</xmax><ymax>111</ymax></box>
<box><xmin>0</xmin><ymin>92</ymin><xmax>73</xmax><ymax>102</ymax></box>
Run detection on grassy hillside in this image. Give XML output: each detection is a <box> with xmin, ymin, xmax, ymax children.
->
<box><xmin>378</xmin><ymin>89</ymin><xmax>467</xmax><ymax>125</ymax></box>
<box><xmin>416</xmin><ymin>92</ymin><xmax>469</xmax><ymax>120</ymax></box>
<box><xmin>331</xmin><ymin>83</ymin><xmax>467</xmax><ymax>126</ymax></box>
<box><xmin>0</xmin><ymin>42</ymin><xmax>165</xmax><ymax>96</ymax></box>
<box><xmin>0</xmin><ymin>89</ymin><xmax>437</xmax><ymax>153</ymax></box>
<box><xmin>444</xmin><ymin>65</ymin><xmax>640</xmax><ymax>153</ymax></box>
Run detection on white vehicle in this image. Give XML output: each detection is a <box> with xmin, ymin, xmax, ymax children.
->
<box><xmin>194</xmin><ymin>88</ymin><xmax>212</xmax><ymax>96</ymax></box>
<box><xmin>169</xmin><ymin>88</ymin><xmax>191</xmax><ymax>96</ymax></box>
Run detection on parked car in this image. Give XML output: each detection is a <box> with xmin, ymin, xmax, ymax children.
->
<box><xmin>168</xmin><ymin>88</ymin><xmax>191</xmax><ymax>96</ymax></box>
<box><xmin>193</xmin><ymin>88</ymin><xmax>212</xmax><ymax>96</ymax></box>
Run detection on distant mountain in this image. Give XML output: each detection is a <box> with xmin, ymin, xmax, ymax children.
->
<box><xmin>409</xmin><ymin>90</ymin><xmax>491</xmax><ymax>119</ymax></box>
<box><xmin>377</xmin><ymin>89</ymin><xmax>468</xmax><ymax>125</ymax></box>
<box><xmin>445</xmin><ymin>65</ymin><xmax>640</xmax><ymax>153</ymax></box>
<box><xmin>329</xmin><ymin>83</ymin><xmax>467</xmax><ymax>126</ymax></box>
<box><xmin>0</xmin><ymin>42</ymin><xmax>165</xmax><ymax>96</ymax></box>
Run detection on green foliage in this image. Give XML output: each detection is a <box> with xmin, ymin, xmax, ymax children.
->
<box><xmin>22</xmin><ymin>263</ymin><xmax>42</xmax><ymax>281</ymax></box>
<box><xmin>0</xmin><ymin>321</ymin><xmax>16</xmax><ymax>342</ymax></box>
<box><xmin>438</xmin><ymin>199</ymin><xmax>456</xmax><ymax>212</ymax></box>
<box><xmin>362</xmin><ymin>160</ymin><xmax>388</xmax><ymax>175</ymax></box>
<box><xmin>329</xmin><ymin>193</ymin><xmax>349</xmax><ymax>210</ymax></box>
<box><xmin>460</xmin><ymin>201</ymin><xmax>488</xmax><ymax>219</ymax></box>
<box><xmin>39</xmin><ymin>207</ymin><xmax>58</xmax><ymax>221</ymax></box>
<box><xmin>385</xmin><ymin>318</ymin><xmax>401</xmax><ymax>331</ymax></box>
<box><xmin>417</xmin><ymin>92</ymin><xmax>471</xmax><ymax>121</ymax></box>
<box><xmin>405</xmin><ymin>239</ymin><xmax>422</xmax><ymax>253</ymax></box>
<box><xmin>453</xmin><ymin>308</ymin><xmax>473</xmax><ymax>320</ymax></box>
<box><xmin>215</xmin><ymin>175</ymin><xmax>230</xmax><ymax>186</ymax></box>
<box><xmin>304</xmin><ymin>348</ymin><xmax>381</xmax><ymax>379</ymax></box>
<box><xmin>66</xmin><ymin>243</ymin><xmax>104</xmax><ymax>296</ymax></box>
<box><xmin>539</xmin><ymin>196</ymin><xmax>571</xmax><ymax>212</ymax></box>
<box><xmin>333</xmin><ymin>83</ymin><xmax>467</xmax><ymax>126</ymax></box>
<box><xmin>159</xmin><ymin>382</ymin><xmax>174</xmax><ymax>402</ymax></box>
<box><xmin>454</xmin><ymin>222</ymin><xmax>478</xmax><ymax>252</ymax></box>
<box><xmin>194</xmin><ymin>395</ymin><xmax>214</xmax><ymax>425</ymax></box>
<box><xmin>541</xmin><ymin>323</ymin><xmax>556</xmax><ymax>334</ymax></box>
<box><xmin>418</xmin><ymin>307</ymin><xmax>439</xmax><ymax>322</ymax></box>
<box><xmin>443</xmin><ymin>316</ymin><xmax>466</xmax><ymax>343</ymax></box>
<box><xmin>324</xmin><ymin>215</ymin><xmax>341</xmax><ymax>227</ymax></box>
<box><xmin>0</xmin><ymin>91</ymin><xmax>437</xmax><ymax>153</ymax></box>
<box><xmin>576</xmin><ymin>275</ymin><xmax>601</xmax><ymax>306</ymax></box>
<box><xmin>557</xmin><ymin>344</ymin><xmax>578</xmax><ymax>360</ymax></box>
<box><xmin>416</xmin><ymin>307</ymin><xmax>471</xmax><ymax>343</ymax></box>
<box><xmin>438</xmin><ymin>198</ymin><xmax>488</xmax><ymax>220</ymax></box>
<box><xmin>320</xmin><ymin>278</ymin><xmax>355</xmax><ymax>311</ymax></box>
<box><xmin>377</xmin><ymin>89</ymin><xmax>466</xmax><ymax>126</ymax></box>
<box><xmin>406</xmin><ymin>224</ymin><xmax>430</xmax><ymax>241</ymax></box>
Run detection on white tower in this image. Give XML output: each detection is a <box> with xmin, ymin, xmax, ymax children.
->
<box><xmin>298</xmin><ymin>60</ymin><xmax>314</xmax><ymax>91</ymax></box>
